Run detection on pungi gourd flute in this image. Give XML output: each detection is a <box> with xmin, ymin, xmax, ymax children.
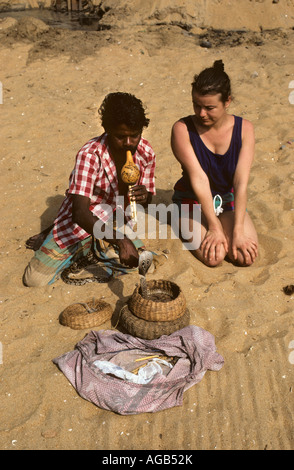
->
<box><xmin>121</xmin><ymin>150</ymin><xmax>140</xmax><ymax>229</ymax></box>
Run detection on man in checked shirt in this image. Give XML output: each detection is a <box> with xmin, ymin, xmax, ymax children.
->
<box><xmin>23</xmin><ymin>93</ymin><xmax>156</xmax><ymax>287</ymax></box>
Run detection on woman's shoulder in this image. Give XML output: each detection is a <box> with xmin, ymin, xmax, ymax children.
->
<box><xmin>240</xmin><ymin>116</ymin><xmax>254</xmax><ymax>135</ymax></box>
<box><xmin>173</xmin><ymin>115</ymin><xmax>193</xmax><ymax>123</ymax></box>
<box><xmin>172</xmin><ymin>115</ymin><xmax>193</xmax><ymax>131</ymax></box>
<box><xmin>234</xmin><ymin>115</ymin><xmax>254</xmax><ymax>129</ymax></box>
<box><xmin>233</xmin><ymin>115</ymin><xmax>254</xmax><ymax>138</ymax></box>
<box><xmin>234</xmin><ymin>116</ymin><xmax>255</xmax><ymax>144</ymax></box>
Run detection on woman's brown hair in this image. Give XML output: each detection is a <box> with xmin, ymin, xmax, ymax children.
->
<box><xmin>191</xmin><ymin>60</ymin><xmax>232</xmax><ymax>103</ymax></box>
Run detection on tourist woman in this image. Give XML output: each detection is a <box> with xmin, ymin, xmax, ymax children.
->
<box><xmin>171</xmin><ymin>60</ymin><xmax>258</xmax><ymax>267</ymax></box>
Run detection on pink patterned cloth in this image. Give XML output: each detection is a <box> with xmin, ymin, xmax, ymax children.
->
<box><xmin>53</xmin><ymin>326</ymin><xmax>224</xmax><ymax>415</ymax></box>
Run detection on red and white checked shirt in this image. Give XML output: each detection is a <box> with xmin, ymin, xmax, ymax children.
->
<box><xmin>53</xmin><ymin>133</ymin><xmax>156</xmax><ymax>249</ymax></box>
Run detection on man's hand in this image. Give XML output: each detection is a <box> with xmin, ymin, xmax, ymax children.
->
<box><xmin>129</xmin><ymin>185</ymin><xmax>152</xmax><ymax>207</ymax></box>
<box><xmin>115</xmin><ymin>237</ymin><xmax>139</xmax><ymax>268</ymax></box>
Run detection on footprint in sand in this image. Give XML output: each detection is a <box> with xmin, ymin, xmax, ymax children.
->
<box><xmin>289</xmin><ymin>80</ymin><xmax>294</xmax><ymax>105</ymax></box>
<box><xmin>249</xmin><ymin>234</ymin><xmax>283</xmax><ymax>286</ymax></box>
<box><xmin>257</xmin><ymin>233</ymin><xmax>281</xmax><ymax>260</ymax></box>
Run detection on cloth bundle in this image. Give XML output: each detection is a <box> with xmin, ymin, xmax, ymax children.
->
<box><xmin>53</xmin><ymin>325</ymin><xmax>224</xmax><ymax>415</ymax></box>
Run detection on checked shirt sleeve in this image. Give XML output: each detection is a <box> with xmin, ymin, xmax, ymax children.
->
<box><xmin>68</xmin><ymin>145</ymin><xmax>100</xmax><ymax>199</ymax></box>
<box><xmin>136</xmin><ymin>139</ymin><xmax>156</xmax><ymax>195</ymax></box>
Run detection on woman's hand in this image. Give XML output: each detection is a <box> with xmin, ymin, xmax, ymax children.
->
<box><xmin>201</xmin><ymin>228</ymin><xmax>229</xmax><ymax>264</ymax></box>
<box><xmin>232</xmin><ymin>232</ymin><xmax>258</xmax><ymax>265</ymax></box>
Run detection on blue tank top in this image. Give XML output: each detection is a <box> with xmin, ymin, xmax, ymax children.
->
<box><xmin>175</xmin><ymin>115</ymin><xmax>243</xmax><ymax>197</ymax></box>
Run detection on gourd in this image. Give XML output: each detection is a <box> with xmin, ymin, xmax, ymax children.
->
<box><xmin>121</xmin><ymin>150</ymin><xmax>140</xmax><ymax>184</ymax></box>
<box><xmin>121</xmin><ymin>151</ymin><xmax>140</xmax><ymax>226</ymax></box>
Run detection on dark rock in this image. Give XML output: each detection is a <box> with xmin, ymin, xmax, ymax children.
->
<box><xmin>200</xmin><ymin>39</ymin><xmax>212</xmax><ymax>48</ymax></box>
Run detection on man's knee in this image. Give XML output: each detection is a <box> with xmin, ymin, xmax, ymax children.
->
<box><xmin>23</xmin><ymin>260</ymin><xmax>53</xmax><ymax>287</ymax></box>
<box><xmin>23</xmin><ymin>272</ymin><xmax>48</xmax><ymax>287</ymax></box>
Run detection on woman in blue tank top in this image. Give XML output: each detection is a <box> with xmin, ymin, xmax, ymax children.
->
<box><xmin>171</xmin><ymin>60</ymin><xmax>258</xmax><ymax>267</ymax></box>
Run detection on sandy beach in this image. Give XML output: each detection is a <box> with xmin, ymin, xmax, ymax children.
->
<box><xmin>0</xmin><ymin>0</ymin><xmax>294</xmax><ymax>450</ymax></box>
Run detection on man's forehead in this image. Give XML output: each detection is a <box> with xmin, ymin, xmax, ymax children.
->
<box><xmin>111</xmin><ymin>123</ymin><xmax>142</xmax><ymax>135</ymax></box>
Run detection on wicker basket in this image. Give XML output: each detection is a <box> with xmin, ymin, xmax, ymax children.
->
<box><xmin>59</xmin><ymin>298</ymin><xmax>113</xmax><ymax>330</ymax></box>
<box><xmin>128</xmin><ymin>279</ymin><xmax>186</xmax><ymax>322</ymax></box>
<box><xmin>119</xmin><ymin>304</ymin><xmax>190</xmax><ymax>340</ymax></box>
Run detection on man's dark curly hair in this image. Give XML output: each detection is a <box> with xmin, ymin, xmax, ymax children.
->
<box><xmin>98</xmin><ymin>92</ymin><xmax>150</xmax><ymax>132</ymax></box>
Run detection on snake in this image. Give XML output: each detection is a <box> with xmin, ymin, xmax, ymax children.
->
<box><xmin>61</xmin><ymin>250</ymin><xmax>112</xmax><ymax>286</ymax></box>
<box><xmin>138</xmin><ymin>250</ymin><xmax>153</xmax><ymax>298</ymax></box>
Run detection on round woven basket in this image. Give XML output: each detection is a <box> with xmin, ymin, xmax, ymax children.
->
<box><xmin>59</xmin><ymin>298</ymin><xmax>113</xmax><ymax>330</ymax></box>
<box><xmin>128</xmin><ymin>279</ymin><xmax>186</xmax><ymax>322</ymax></box>
<box><xmin>119</xmin><ymin>304</ymin><xmax>190</xmax><ymax>340</ymax></box>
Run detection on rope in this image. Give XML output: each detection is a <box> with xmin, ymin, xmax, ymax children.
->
<box><xmin>67</xmin><ymin>297</ymin><xmax>98</xmax><ymax>313</ymax></box>
<box><xmin>213</xmin><ymin>194</ymin><xmax>224</xmax><ymax>216</ymax></box>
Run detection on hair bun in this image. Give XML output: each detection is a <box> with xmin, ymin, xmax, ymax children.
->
<box><xmin>213</xmin><ymin>60</ymin><xmax>225</xmax><ymax>72</ymax></box>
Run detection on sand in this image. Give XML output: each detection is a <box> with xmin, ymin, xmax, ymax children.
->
<box><xmin>0</xmin><ymin>0</ymin><xmax>294</xmax><ymax>451</ymax></box>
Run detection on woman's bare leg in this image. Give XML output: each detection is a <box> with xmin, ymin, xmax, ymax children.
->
<box><xmin>179</xmin><ymin>212</ymin><xmax>227</xmax><ymax>267</ymax></box>
<box><xmin>219</xmin><ymin>211</ymin><xmax>258</xmax><ymax>266</ymax></box>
